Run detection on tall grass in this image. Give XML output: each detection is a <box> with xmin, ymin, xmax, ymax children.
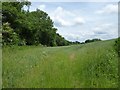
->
<box><xmin>0</xmin><ymin>46</ymin><xmax>2</xmax><ymax>89</ymax></box>
<box><xmin>2</xmin><ymin>39</ymin><xmax>118</xmax><ymax>88</ymax></box>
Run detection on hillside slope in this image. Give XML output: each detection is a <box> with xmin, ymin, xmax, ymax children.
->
<box><xmin>2</xmin><ymin>39</ymin><xmax>118</xmax><ymax>88</ymax></box>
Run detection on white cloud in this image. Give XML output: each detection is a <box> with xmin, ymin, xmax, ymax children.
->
<box><xmin>65</xmin><ymin>32</ymin><xmax>95</xmax><ymax>42</ymax></box>
<box><xmin>57</xmin><ymin>22</ymin><xmax>117</xmax><ymax>42</ymax></box>
<box><xmin>92</xmin><ymin>23</ymin><xmax>118</xmax><ymax>39</ymax></box>
<box><xmin>93</xmin><ymin>23</ymin><xmax>112</xmax><ymax>32</ymax></box>
<box><xmin>63</xmin><ymin>23</ymin><xmax>118</xmax><ymax>42</ymax></box>
<box><xmin>50</xmin><ymin>6</ymin><xmax>85</xmax><ymax>27</ymax></box>
<box><xmin>28</xmin><ymin>2</ymin><xmax>118</xmax><ymax>42</ymax></box>
<box><xmin>38</xmin><ymin>4</ymin><xmax>46</xmax><ymax>11</ymax></box>
<box><xmin>96</xmin><ymin>4</ymin><xmax>118</xmax><ymax>14</ymax></box>
<box><xmin>28</xmin><ymin>0</ymin><xmax>119</xmax><ymax>2</ymax></box>
<box><xmin>74</xmin><ymin>17</ymin><xmax>85</xmax><ymax>25</ymax></box>
<box><xmin>64</xmin><ymin>34</ymin><xmax>81</xmax><ymax>41</ymax></box>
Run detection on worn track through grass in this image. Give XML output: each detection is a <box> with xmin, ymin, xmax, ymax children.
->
<box><xmin>2</xmin><ymin>39</ymin><xmax>118</xmax><ymax>88</ymax></box>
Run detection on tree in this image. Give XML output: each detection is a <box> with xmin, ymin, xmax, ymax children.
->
<box><xmin>2</xmin><ymin>1</ymin><xmax>31</xmax><ymax>28</ymax></box>
<box><xmin>85</xmin><ymin>38</ymin><xmax>101</xmax><ymax>43</ymax></box>
<box><xmin>2</xmin><ymin>22</ymin><xmax>19</xmax><ymax>45</ymax></box>
<box><xmin>2</xmin><ymin>1</ymin><xmax>70</xmax><ymax>47</ymax></box>
<box><xmin>56</xmin><ymin>33</ymin><xmax>70</xmax><ymax>46</ymax></box>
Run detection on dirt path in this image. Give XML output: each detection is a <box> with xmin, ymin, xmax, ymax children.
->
<box><xmin>69</xmin><ymin>53</ymin><xmax>75</xmax><ymax>60</ymax></box>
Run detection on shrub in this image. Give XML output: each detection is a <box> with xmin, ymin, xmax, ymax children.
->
<box><xmin>2</xmin><ymin>22</ymin><xmax>19</xmax><ymax>45</ymax></box>
<box><xmin>114</xmin><ymin>37</ymin><xmax>120</xmax><ymax>57</ymax></box>
<box><xmin>85</xmin><ymin>38</ymin><xmax>101</xmax><ymax>43</ymax></box>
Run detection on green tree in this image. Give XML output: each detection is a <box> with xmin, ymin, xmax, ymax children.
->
<box><xmin>2</xmin><ymin>22</ymin><xmax>19</xmax><ymax>45</ymax></box>
<box><xmin>2</xmin><ymin>1</ymin><xmax>70</xmax><ymax>47</ymax></box>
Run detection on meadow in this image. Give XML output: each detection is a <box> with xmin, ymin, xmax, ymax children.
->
<box><xmin>2</xmin><ymin>39</ymin><xmax>118</xmax><ymax>88</ymax></box>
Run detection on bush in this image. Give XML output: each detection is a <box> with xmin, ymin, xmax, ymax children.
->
<box><xmin>2</xmin><ymin>22</ymin><xmax>19</xmax><ymax>45</ymax></box>
<box><xmin>18</xmin><ymin>39</ymin><xmax>26</xmax><ymax>46</ymax></box>
<box><xmin>85</xmin><ymin>38</ymin><xmax>101</xmax><ymax>43</ymax></box>
<box><xmin>114</xmin><ymin>37</ymin><xmax>120</xmax><ymax>57</ymax></box>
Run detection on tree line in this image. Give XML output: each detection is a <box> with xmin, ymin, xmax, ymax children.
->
<box><xmin>2</xmin><ymin>0</ymin><xmax>102</xmax><ymax>47</ymax></box>
<box><xmin>2</xmin><ymin>1</ymin><xmax>72</xmax><ymax>46</ymax></box>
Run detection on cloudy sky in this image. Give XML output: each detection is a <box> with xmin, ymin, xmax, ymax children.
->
<box><xmin>25</xmin><ymin>1</ymin><xmax>118</xmax><ymax>42</ymax></box>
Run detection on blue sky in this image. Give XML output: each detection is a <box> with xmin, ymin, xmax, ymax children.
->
<box><xmin>25</xmin><ymin>1</ymin><xmax>118</xmax><ymax>42</ymax></box>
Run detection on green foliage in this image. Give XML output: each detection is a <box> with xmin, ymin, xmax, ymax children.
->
<box><xmin>70</xmin><ymin>41</ymin><xmax>81</xmax><ymax>45</ymax></box>
<box><xmin>2</xmin><ymin>1</ymin><xmax>70</xmax><ymax>47</ymax></box>
<box><xmin>2</xmin><ymin>23</ymin><xmax>19</xmax><ymax>45</ymax></box>
<box><xmin>114</xmin><ymin>37</ymin><xmax>120</xmax><ymax>57</ymax></box>
<box><xmin>85</xmin><ymin>38</ymin><xmax>101</xmax><ymax>43</ymax></box>
<box><xmin>2</xmin><ymin>1</ymin><xmax>31</xmax><ymax>27</ymax></box>
<box><xmin>56</xmin><ymin>33</ymin><xmax>70</xmax><ymax>46</ymax></box>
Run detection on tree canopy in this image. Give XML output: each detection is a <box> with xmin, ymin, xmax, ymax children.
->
<box><xmin>2</xmin><ymin>1</ymin><xmax>102</xmax><ymax>47</ymax></box>
<box><xmin>2</xmin><ymin>1</ymin><xmax>70</xmax><ymax>46</ymax></box>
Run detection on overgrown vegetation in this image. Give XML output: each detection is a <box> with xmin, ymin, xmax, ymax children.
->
<box><xmin>2</xmin><ymin>39</ymin><xmax>118</xmax><ymax>88</ymax></box>
<box><xmin>2</xmin><ymin>1</ymin><xmax>70</xmax><ymax>46</ymax></box>
<box><xmin>114</xmin><ymin>37</ymin><xmax>120</xmax><ymax>57</ymax></box>
<box><xmin>2</xmin><ymin>1</ymin><xmax>118</xmax><ymax>88</ymax></box>
<box><xmin>2</xmin><ymin>23</ymin><xmax>19</xmax><ymax>45</ymax></box>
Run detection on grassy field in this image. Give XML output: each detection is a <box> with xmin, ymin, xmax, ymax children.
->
<box><xmin>0</xmin><ymin>45</ymin><xmax>2</xmax><ymax>89</ymax></box>
<box><xmin>2</xmin><ymin>39</ymin><xmax>118</xmax><ymax>88</ymax></box>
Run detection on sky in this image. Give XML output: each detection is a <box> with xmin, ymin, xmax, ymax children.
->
<box><xmin>25</xmin><ymin>0</ymin><xmax>119</xmax><ymax>42</ymax></box>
